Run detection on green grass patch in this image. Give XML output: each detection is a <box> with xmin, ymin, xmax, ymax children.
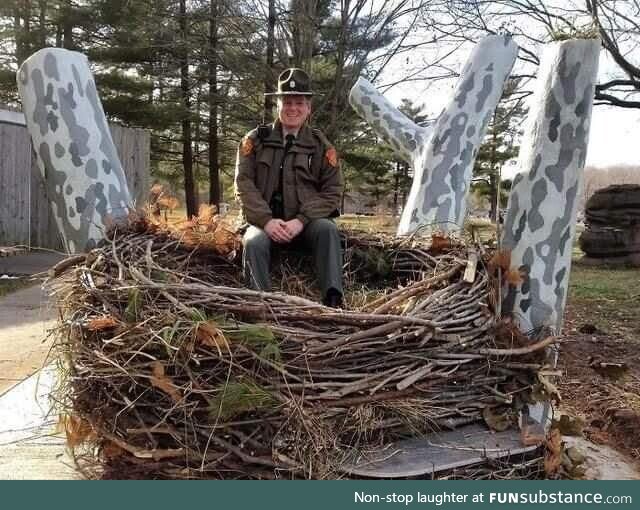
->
<box><xmin>209</xmin><ymin>379</ymin><xmax>277</xmax><ymax>421</ymax></box>
<box><xmin>569</xmin><ymin>264</ymin><xmax>640</xmax><ymax>302</ymax></box>
<box><xmin>338</xmin><ymin>214</ymin><xmax>398</xmax><ymax>233</ymax></box>
<box><xmin>0</xmin><ymin>277</ymin><xmax>35</xmax><ymax>298</ymax></box>
<box><xmin>568</xmin><ymin>262</ymin><xmax>640</xmax><ymax>340</ymax></box>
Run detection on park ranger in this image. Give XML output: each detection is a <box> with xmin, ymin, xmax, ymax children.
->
<box><xmin>234</xmin><ymin>68</ymin><xmax>344</xmax><ymax>308</ymax></box>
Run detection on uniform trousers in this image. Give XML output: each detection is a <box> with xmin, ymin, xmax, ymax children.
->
<box><xmin>242</xmin><ymin>218</ymin><xmax>343</xmax><ymax>298</ymax></box>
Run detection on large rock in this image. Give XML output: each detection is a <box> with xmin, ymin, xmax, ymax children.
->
<box><xmin>580</xmin><ymin>184</ymin><xmax>640</xmax><ymax>265</ymax></box>
<box><xmin>585</xmin><ymin>184</ymin><xmax>640</xmax><ymax>226</ymax></box>
<box><xmin>579</xmin><ymin>225</ymin><xmax>640</xmax><ymax>257</ymax></box>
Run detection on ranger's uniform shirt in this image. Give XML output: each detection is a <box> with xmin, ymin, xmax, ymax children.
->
<box><xmin>234</xmin><ymin>121</ymin><xmax>342</xmax><ymax>228</ymax></box>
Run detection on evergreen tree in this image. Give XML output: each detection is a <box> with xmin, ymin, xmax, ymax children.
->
<box><xmin>0</xmin><ymin>0</ymin><xmax>432</xmax><ymax>217</ymax></box>
<box><xmin>472</xmin><ymin>79</ymin><xmax>527</xmax><ymax>221</ymax></box>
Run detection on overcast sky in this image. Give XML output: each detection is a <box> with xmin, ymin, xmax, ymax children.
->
<box><xmin>381</xmin><ymin>46</ymin><xmax>640</xmax><ymax>175</ymax></box>
<box><xmin>373</xmin><ymin>1</ymin><xmax>640</xmax><ymax>175</ymax></box>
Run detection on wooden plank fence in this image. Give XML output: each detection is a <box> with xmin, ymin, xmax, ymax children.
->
<box><xmin>0</xmin><ymin>109</ymin><xmax>150</xmax><ymax>251</ymax></box>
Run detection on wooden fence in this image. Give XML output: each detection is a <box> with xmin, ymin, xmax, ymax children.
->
<box><xmin>0</xmin><ymin>109</ymin><xmax>150</xmax><ymax>251</ymax></box>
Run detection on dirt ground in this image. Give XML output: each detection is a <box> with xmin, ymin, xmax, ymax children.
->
<box><xmin>558</xmin><ymin>261</ymin><xmax>640</xmax><ymax>466</ymax></box>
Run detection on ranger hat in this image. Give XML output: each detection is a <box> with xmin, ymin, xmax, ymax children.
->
<box><xmin>265</xmin><ymin>68</ymin><xmax>314</xmax><ymax>96</ymax></box>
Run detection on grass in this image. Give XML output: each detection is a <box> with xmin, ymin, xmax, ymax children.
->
<box><xmin>567</xmin><ymin>261</ymin><xmax>640</xmax><ymax>341</ymax></box>
<box><xmin>569</xmin><ymin>264</ymin><xmax>640</xmax><ymax>301</ymax></box>
<box><xmin>337</xmin><ymin>214</ymin><xmax>398</xmax><ymax>233</ymax></box>
<box><xmin>0</xmin><ymin>277</ymin><xmax>34</xmax><ymax>298</ymax></box>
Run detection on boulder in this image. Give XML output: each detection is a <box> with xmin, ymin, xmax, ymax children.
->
<box><xmin>580</xmin><ymin>185</ymin><xmax>640</xmax><ymax>266</ymax></box>
<box><xmin>579</xmin><ymin>225</ymin><xmax>640</xmax><ymax>257</ymax></box>
<box><xmin>585</xmin><ymin>184</ymin><xmax>640</xmax><ymax>225</ymax></box>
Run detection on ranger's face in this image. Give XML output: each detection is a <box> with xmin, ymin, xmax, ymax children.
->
<box><xmin>278</xmin><ymin>96</ymin><xmax>311</xmax><ymax>131</ymax></box>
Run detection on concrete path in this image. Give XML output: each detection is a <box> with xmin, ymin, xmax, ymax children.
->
<box><xmin>0</xmin><ymin>284</ymin><xmax>56</xmax><ymax>396</ymax></box>
<box><xmin>0</xmin><ymin>250</ymin><xmax>64</xmax><ymax>395</ymax></box>
<box><xmin>0</xmin><ymin>368</ymin><xmax>79</xmax><ymax>479</ymax></box>
<box><xmin>564</xmin><ymin>436</ymin><xmax>640</xmax><ymax>480</ymax></box>
<box><xmin>0</xmin><ymin>251</ymin><xmax>65</xmax><ymax>277</ymax></box>
<box><xmin>0</xmin><ymin>251</ymin><xmax>80</xmax><ymax>479</ymax></box>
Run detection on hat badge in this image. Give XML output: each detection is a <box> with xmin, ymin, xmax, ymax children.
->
<box><xmin>290</xmin><ymin>80</ymin><xmax>296</xmax><ymax>89</ymax></box>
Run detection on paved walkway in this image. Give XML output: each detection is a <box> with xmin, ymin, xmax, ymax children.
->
<box><xmin>0</xmin><ymin>368</ymin><xmax>79</xmax><ymax>479</ymax></box>
<box><xmin>0</xmin><ymin>250</ymin><xmax>65</xmax><ymax>395</ymax></box>
<box><xmin>0</xmin><ymin>285</ymin><xmax>56</xmax><ymax>396</ymax></box>
<box><xmin>0</xmin><ymin>252</ymin><xmax>79</xmax><ymax>479</ymax></box>
<box><xmin>0</xmin><ymin>251</ymin><xmax>65</xmax><ymax>277</ymax></box>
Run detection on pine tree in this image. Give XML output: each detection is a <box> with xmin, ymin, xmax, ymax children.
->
<box><xmin>472</xmin><ymin>79</ymin><xmax>527</xmax><ymax>221</ymax></box>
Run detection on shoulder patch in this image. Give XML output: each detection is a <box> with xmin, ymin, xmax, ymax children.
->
<box><xmin>241</xmin><ymin>136</ymin><xmax>254</xmax><ymax>157</ymax></box>
<box><xmin>325</xmin><ymin>147</ymin><xmax>338</xmax><ymax>168</ymax></box>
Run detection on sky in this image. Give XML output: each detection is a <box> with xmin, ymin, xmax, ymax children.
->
<box><xmin>374</xmin><ymin>3</ymin><xmax>640</xmax><ymax>175</ymax></box>
<box><xmin>381</xmin><ymin>47</ymin><xmax>640</xmax><ymax>176</ymax></box>
<box><xmin>587</xmin><ymin>104</ymin><xmax>640</xmax><ymax>168</ymax></box>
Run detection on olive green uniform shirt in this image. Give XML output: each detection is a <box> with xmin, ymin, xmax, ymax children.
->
<box><xmin>234</xmin><ymin>121</ymin><xmax>343</xmax><ymax>228</ymax></box>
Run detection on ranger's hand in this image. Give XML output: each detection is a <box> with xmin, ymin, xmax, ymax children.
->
<box><xmin>283</xmin><ymin>219</ymin><xmax>304</xmax><ymax>239</ymax></box>
<box><xmin>264</xmin><ymin>219</ymin><xmax>293</xmax><ymax>243</ymax></box>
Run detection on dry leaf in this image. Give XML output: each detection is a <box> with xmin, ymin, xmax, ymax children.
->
<box><xmin>544</xmin><ymin>428</ymin><xmax>563</xmax><ymax>476</ymax></box>
<box><xmin>520</xmin><ymin>426</ymin><xmax>546</xmax><ymax>446</ymax></box>
<box><xmin>158</xmin><ymin>196</ymin><xmax>179</xmax><ymax>210</ymax></box>
<box><xmin>505</xmin><ymin>267</ymin><xmax>524</xmax><ymax>285</ymax></box>
<box><xmin>59</xmin><ymin>415</ymin><xmax>96</xmax><ymax>448</ymax></box>
<box><xmin>87</xmin><ymin>315</ymin><xmax>119</xmax><ymax>331</ymax></box>
<box><xmin>148</xmin><ymin>184</ymin><xmax>180</xmax><ymax>215</ymax></box>
<box><xmin>482</xmin><ymin>406</ymin><xmax>514</xmax><ymax>432</ymax></box>
<box><xmin>538</xmin><ymin>372</ymin><xmax>562</xmax><ymax>403</ymax></box>
<box><xmin>150</xmin><ymin>361</ymin><xmax>182</xmax><ymax>403</ymax></box>
<box><xmin>101</xmin><ymin>440</ymin><xmax>125</xmax><ymax>460</ymax></box>
<box><xmin>489</xmin><ymin>249</ymin><xmax>511</xmax><ymax>273</ymax></box>
<box><xmin>430</xmin><ymin>233</ymin><xmax>451</xmax><ymax>252</ymax></box>
<box><xmin>150</xmin><ymin>183</ymin><xmax>164</xmax><ymax>196</ymax></box>
<box><xmin>197</xmin><ymin>203</ymin><xmax>217</xmax><ymax>222</ymax></box>
<box><xmin>196</xmin><ymin>321</ymin><xmax>229</xmax><ymax>352</ymax></box>
<box><xmin>555</xmin><ymin>414</ymin><xmax>585</xmax><ymax>436</ymax></box>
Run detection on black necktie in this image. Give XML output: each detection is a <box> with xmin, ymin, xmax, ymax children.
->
<box><xmin>273</xmin><ymin>135</ymin><xmax>296</xmax><ymax>219</ymax></box>
<box><xmin>284</xmin><ymin>134</ymin><xmax>295</xmax><ymax>153</ymax></box>
<box><xmin>278</xmin><ymin>135</ymin><xmax>295</xmax><ymax>193</ymax></box>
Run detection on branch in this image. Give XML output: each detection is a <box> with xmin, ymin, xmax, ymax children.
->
<box><xmin>596</xmin><ymin>79</ymin><xmax>640</xmax><ymax>91</ymax></box>
<box><xmin>594</xmin><ymin>91</ymin><xmax>640</xmax><ymax>109</ymax></box>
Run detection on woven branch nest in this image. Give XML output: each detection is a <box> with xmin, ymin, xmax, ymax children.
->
<box><xmin>47</xmin><ymin>209</ymin><xmax>556</xmax><ymax>479</ymax></box>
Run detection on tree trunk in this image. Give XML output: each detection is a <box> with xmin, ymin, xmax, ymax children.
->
<box><xmin>208</xmin><ymin>0</ymin><xmax>221</xmax><ymax>207</ymax></box>
<box><xmin>194</xmin><ymin>84</ymin><xmax>202</xmax><ymax>198</ymax></box>
<box><xmin>14</xmin><ymin>1</ymin><xmax>33</xmax><ymax>65</ymax></box>
<box><xmin>38</xmin><ymin>0</ymin><xmax>47</xmax><ymax>48</ymax></box>
<box><xmin>328</xmin><ymin>0</ymin><xmax>349</xmax><ymax>140</ymax></box>
<box><xmin>489</xmin><ymin>172</ymin><xmax>498</xmax><ymax>222</ymax></box>
<box><xmin>393</xmin><ymin>161</ymin><xmax>400</xmax><ymax>215</ymax></box>
<box><xmin>489</xmin><ymin>126</ymin><xmax>498</xmax><ymax>222</ymax></box>
<box><xmin>55</xmin><ymin>12</ymin><xmax>62</xmax><ymax>47</ymax></box>
<box><xmin>62</xmin><ymin>0</ymin><xmax>73</xmax><ymax>49</ymax></box>
<box><xmin>263</xmin><ymin>0</ymin><xmax>276</xmax><ymax>122</ymax></box>
<box><xmin>14</xmin><ymin>7</ymin><xmax>23</xmax><ymax>65</ymax></box>
<box><xmin>290</xmin><ymin>0</ymin><xmax>315</xmax><ymax>69</ymax></box>
<box><xmin>180</xmin><ymin>0</ymin><xmax>197</xmax><ymax>217</ymax></box>
<box><xmin>401</xmin><ymin>163</ymin><xmax>408</xmax><ymax>209</ymax></box>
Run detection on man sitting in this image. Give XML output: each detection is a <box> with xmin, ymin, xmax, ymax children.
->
<box><xmin>234</xmin><ymin>68</ymin><xmax>344</xmax><ymax>308</ymax></box>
